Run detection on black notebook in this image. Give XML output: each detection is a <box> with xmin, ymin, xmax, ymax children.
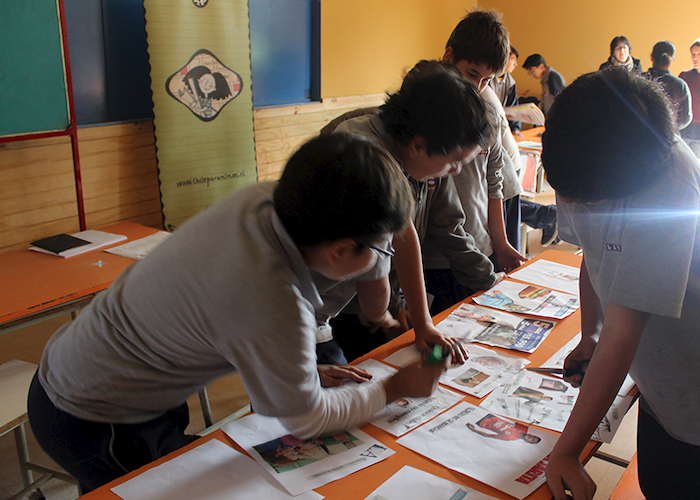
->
<box><xmin>30</xmin><ymin>234</ymin><xmax>92</xmax><ymax>255</ymax></box>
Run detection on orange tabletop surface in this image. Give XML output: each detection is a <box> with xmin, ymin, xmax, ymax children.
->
<box><xmin>0</xmin><ymin>222</ymin><xmax>160</xmax><ymax>329</ymax></box>
<box><xmin>81</xmin><ymin>249</ymin><xmax>589</xmax><ymax>500</ymax></box>
<box><xmin>519</xmin><ymin>126</ymin><xmax>545</xmax><ymax>144</ymax></box>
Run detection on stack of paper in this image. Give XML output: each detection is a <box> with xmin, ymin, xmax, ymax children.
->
<box><xmin>29</xmin><ymin>230</ymin><xmax>127</xmax><ymax>258</ymax></box>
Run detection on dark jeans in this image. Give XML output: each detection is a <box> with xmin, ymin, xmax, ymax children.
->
<box><xmin>27</xmin><ymin>372</ymin><xmax>197</xmax><ymax>493</ymax></box>
<box><xmin>637</xmin><ymin>404</ymin><xmax>700</xmax><ymax>499</ymax></box>
<box><xmin>520</xmin><ymin>199</ymin><xmax>556</xmax><ymax>230</ymax></box>
<box><xmin>327</xmin><ymin>313</ymin><xmax>392</xmax><ymax>363</ymax></box>
<box><xmin>504</xmin><ymin>195</ymin><xmax>522</xmax><ymax>252</ymax></box>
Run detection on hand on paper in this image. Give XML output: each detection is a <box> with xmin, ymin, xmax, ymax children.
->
<box><xmin>414</xmin><ymin>323</ymin><xmax>468</xmax><ymax>364</ymax></box>
<box><xmin>317</xmin><ymin>364</ymin><xmax>373</xmax><ymax>387</ymax></box>
<box><xmin>493</xmin><ymin>244</ymin><xmax>526</xmax><ymax>274</ymax></box>
<box><xmin>563</xmin><ymin>337</ymin><xmax>596</xmax><ymax>388</ymax></box>
<box><xmin>545</xmin><ymin>451</ymin><xmax>596</xmax><ymax>500</ymax></box>
<box><xmin>493</xmin><ymin>271</ymin><xmax>507</xmax><ymax>286</ymax></box>
<box><xmin>382</xmin><ymin>359</ymin><xmax>447</xmax><ymax>404</ymax></box>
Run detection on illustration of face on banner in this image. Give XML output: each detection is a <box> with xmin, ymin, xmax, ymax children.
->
<box><xmin>166</xmin><ymin>49</ymin><xmax>242</xmax><ymax>121</ymax></box>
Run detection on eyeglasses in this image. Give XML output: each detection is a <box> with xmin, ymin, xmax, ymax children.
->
<box><xmin>363</xmin><ymin>241</ymin><xmax>395</xmax><ymax>258</ymax></box>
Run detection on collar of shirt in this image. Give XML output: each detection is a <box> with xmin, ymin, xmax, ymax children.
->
<box><xmin>269</xmin><ymin>208</ymin><xmax>324</xmax><ymax>310</ymax></box>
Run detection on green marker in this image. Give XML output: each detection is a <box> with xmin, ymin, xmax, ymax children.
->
<box><xmin>425</xmin><ymin>344</ymin><xmax>444</xmax><ymax>366</ymax></box>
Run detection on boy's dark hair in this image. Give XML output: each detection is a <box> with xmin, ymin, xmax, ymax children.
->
<box><xmin>445</xmin><ymin>10</ymin><xmax>510</xmax><ymax>75</ymax></box>
<box><xmin>511</xmin><ymin>46</ymin><xmax>519</xmax><ymax>58</ymax></box>
<box><xmin>610</xmin><ymin>36</ymin><xmax>631</xmax><ymax>55</ymax></box>
<box><xmin>692</xmin><ymin>38</ymin><xmax>700</xmax><ymax>50</ymax></box>
<box><xmin>380</xmin><ymin>60</ymin><xmax>493</xmax><ymax>156</ymax></box>
<box><xmin>542</xmin><ymin>69</ymin><xmax>675</xmax><ymax>202</ymax></box>
<box><xmin>523</xmin><ymin>54</ymin><xmax>546</xmax><ymax>69</ymax></box>
<box><xmin>274</xmin><ymin>134</ymin><xmax>414</xmax><ymax>248</ymax></box>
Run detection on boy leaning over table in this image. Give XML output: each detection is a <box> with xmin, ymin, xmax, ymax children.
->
<box><xmin>541</xmin><ymin>69</ymin><xmax>700</xmax><ymax>500</ymax></box>
<box><xmin>27</xmin><ymin>134</ymin><xmax>449</xmax><ymax>493</ymax></box>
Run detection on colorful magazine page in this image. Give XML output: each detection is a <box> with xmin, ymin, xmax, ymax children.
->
<box><xmin>222</xmin><ymin>413</ymin><xmax>393</xmax><ymax>496</ymax></box>
<box><xmin>436</xmin><ymin>303</ymin><xmax>556</xmax><ymax>353</ymax></box>
<box><xmin>472</xmin><ymin>279</ymin><xmax>579</xmax><ymax>319</ymax></box>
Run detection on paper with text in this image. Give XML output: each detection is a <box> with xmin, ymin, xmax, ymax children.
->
<box><xmin>397</xmin><ymin>402</ymin><xmax>557</xmax><ymax>499</ymax></box>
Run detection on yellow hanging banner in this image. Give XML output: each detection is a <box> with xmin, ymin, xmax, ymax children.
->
<box><xmin>144</xmin><ymin>0</ymin><xmax>257</xmax><ymax>230</ymax></box>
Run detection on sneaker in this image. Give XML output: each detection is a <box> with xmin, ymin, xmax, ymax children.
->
<box><xmin>541</xmin><ymin>222</ymin><xmax>558</xmax><ymax>246</ymax></box>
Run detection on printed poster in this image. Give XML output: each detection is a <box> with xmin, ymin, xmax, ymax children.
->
<box><xmin>222</xmin><ymin>413</ymin><xmax>393</xmax><ymax>496</ymax></box>
<box><xmin>363</xmin><ymin>466</ymin><xmax>498</xmax><ymax>500</ymax></box>
<box><xmin>397</xmin><ymin>402</ymin><xmax>557</xmax><ymax>499</ymax></box>
<box><xmin>144</xmin><ymin>0</ymin><xmax>258</xmax><ymax>230</ymax></box>
<box><xmin>436</xmin><ymin>303</ymin><xmax>556</xmax><ymax>353</ymax></box>
<box><xmin>111</xmin><ymin>438</ymin><xmax>322</xmax><ymax>500</ymax></box>
<box><xmin>346</xmin><ymin>359</ymin><xmax>463</xmax><ymax>437</ymax></box>
<box><xmin>472</xmin><ymin>279</ymin><xmax>579</xmax><ymax>319</ymax></box>
<box><xmin>508</xmin><ymin>259</ymin><xmax>581</xmax><ymax>296</ymax></box>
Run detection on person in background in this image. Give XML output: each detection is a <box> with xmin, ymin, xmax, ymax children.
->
<box><xmin>490</xmin><ymin>46</ymin><xmax>523</xmax><ymax>140</ymax></box>
<box><xmin>522</xmin><ymin>53</ymin><xmax>566</xmax><ymax>115</ymax></box>
<box><xmin>542</xmin><ymin>69</ymin><xmax>700</xmax><ymax>500</ymax></box>
<box><xmin>599</xmin><ymin>36</ymin><xmax>643</xmax><ymax>73</ymax></box>
<box><xmin>643</xmin><ymin>40</ymin><xmax>691</xmax><ymax>130</ymax></box>
<box><xmin>679</xmin><ymin>38</ymin><xmax>700</xmax><ymax>157</ymax></box>
<box><xmin>422</xmin><ymin>10</ymin><xmax>525</xmax><ymax>316</ymax></box>
<box><xmin>491</xmin><ymin>46</ymin><xmax>559</xmax><ymax>248</ymax></box>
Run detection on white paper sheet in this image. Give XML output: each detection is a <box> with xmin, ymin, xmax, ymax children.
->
<box><xmin>436</xmin><ymin>303</ymin><xmax>556</xmax><ymax>353</ymax></box>
<box><xmin>472</xmin><ymin>279</ymin><xmax>579</xmax><ymax>319</ymax></box>
<box><xmin>344</xmin><ymin>359</ymin><xmax>463</xmax><ymax>436</ymax></box>
<box><xmin>363</xmin><ymin>465</ymin><xmax>499</xmax><ymax>500</ymax></box>
<box><xmin>397</xmin><ymin>402</ymin><xmax>557</xmax><ymax>499</ymax></box>
<box><xmin>111</xmin><ymin>439</ymin><xmax>323</xmax><ymax>500</ymax></box>
<box><xmin>508</xmin><ymin>259</ymin><xmax>581</xmax><ymax>296</ymax></box>
<box><xmin>222</xmin><ymin>414</ymin><xmax>394</xmax><ymax>496</ymax></box>
<box><xmin>383</xmin><ymin>343</ymin><xmax>529</xmax><ymax>398</ymax></box>
<box><xmin>104</xmin><ymin>231</ymin><xmax>171</xmax><ymax>260</ymax></box>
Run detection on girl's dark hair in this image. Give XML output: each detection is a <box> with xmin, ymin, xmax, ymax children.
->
<box><xmin>652</xmin><ymin>41</ymin><xmax>675</xmax><ymax>69</ymax></box>
<box><xmin>610</xmin><ymin>36</ymin><xmax>631</xmax><ymax>56</ymax></box>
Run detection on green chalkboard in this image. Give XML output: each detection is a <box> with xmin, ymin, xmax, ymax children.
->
<box><xmin>0</xmin><ymin>1</ymin><xmax>70</xmax><ymax>137</ymax></box>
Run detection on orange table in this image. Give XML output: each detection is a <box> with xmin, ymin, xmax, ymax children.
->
<box><xmin>81</xmin><ymin>250</ymin><xmax>591</xmax><ymax>500</ymax></box>
<box><xmin>520</xmin><ymin>126</ymin><xmax>545</xmax><ymax>144</ymax></box>
<box><xmin>0</xmin><ymin>222</ymin><xmax>160</xmax><ymax>333</ymax></box>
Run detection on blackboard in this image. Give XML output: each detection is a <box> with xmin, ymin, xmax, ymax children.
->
<box><xmin>0</xmin><ymin>1</ymin><xmax>70</xmax><ymax>137</ymax></box>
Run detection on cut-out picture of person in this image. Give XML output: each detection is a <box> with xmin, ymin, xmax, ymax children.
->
<box><xmin>467</xmin><ymin>414</ymin><xmax>542</xmax><ymax>443</ymax></box>
<box><xmin>512</xmin><ymin>386</ymin><xmax>554</xmax><ymax>406</ymax></box>
<box><xmin>477</xmin><ymin>290</ymin><xmax>530</xmax><ymax>313</ymax></box>
<box><xmin>179</xmin><ymin>66</ymin><xmax>232</xmax><ymax>118</ymax></box>
<box><xmin>166</xmin><ymin>49</ymin><xmax>243</xmax><ymax>121</ymax></box>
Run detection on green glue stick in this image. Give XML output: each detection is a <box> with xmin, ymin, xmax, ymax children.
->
<box><xmin>425</xmin><ymin>344</ymin><xmax>444</xmax><ymax>366</ymax></box>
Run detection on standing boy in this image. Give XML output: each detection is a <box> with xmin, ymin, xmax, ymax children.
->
<box><xmin>542</xmin><ymin>69</ymin><xmax>700</xmax><ymax>499</ymax></box>
<box><xmin>27</xmin><ymin>134</ymin><xmax>448</xmax><ymax>492</ymax></box>
<box><xmin>522</xmin><ymin>54</ymin><xmax>566</xmax><ymax>115</ymax></box>
<box><xmin>422</xmin><ymin>10</ymin><xmax>525</xmax><ymax>315</ymax></box>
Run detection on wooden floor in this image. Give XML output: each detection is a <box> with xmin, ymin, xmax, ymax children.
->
<box><xmin>0</xmin><ymin>190</ymin><xmax>637</xmax><ymax>499</ymax></box>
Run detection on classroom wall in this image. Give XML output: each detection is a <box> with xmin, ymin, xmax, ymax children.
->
<box><xmin>4</xmin><ymin>1</ymin><xmax>700</xmax><ymax>253</ymax></box>
<box><xmin>321</xmin><ymin>0</ymin><xmax>478</xmax><ymax>98</ymax></box>
<box><xmin>479</xmin><ymin>0</ymin><xmax>700</xmax><ymax>99</ymax></box>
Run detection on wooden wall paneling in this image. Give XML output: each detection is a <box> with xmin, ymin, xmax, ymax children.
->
<box><xmin>0</xmin><ymin>136</ymin><xmax>78</xmax><ymax>253</ymax></box>
<box><xmin>77</xmin><ymin>122</ymin><xmax>162</xmax><ymax>230</ymax></box>
<box><xmin>253</xmin><ymin>93</ymin><xmax>385</xmax><ymax>181</ymax></box>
